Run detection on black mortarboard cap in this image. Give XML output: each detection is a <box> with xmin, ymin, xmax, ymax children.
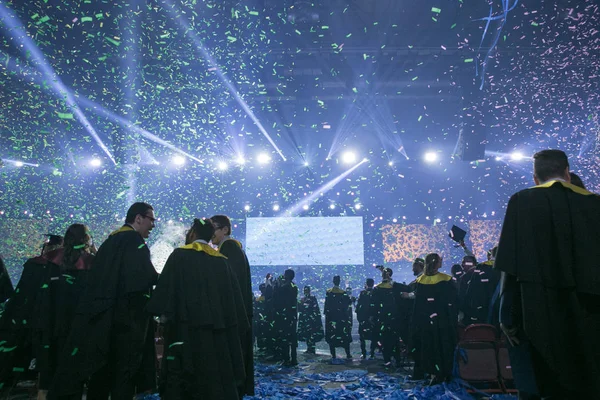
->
<box><xmin>448</xmin><ymin>225</ymin><xmax>467</xmax><ymax>243</ymax></box>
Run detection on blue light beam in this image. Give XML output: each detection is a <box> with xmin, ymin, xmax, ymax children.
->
<box><xmin>0</xmin><ymin>0</ymin><xmax>116</xmax><ymax>164</ymax></box>
<box><xmin>163</xmin><ymin>0</ymin><xmax>286</xmax><ymax>161</ymax></box>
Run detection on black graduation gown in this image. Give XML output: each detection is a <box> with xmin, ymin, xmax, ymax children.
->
<box><xmin>459</xmin><ymin>261</ymin><xmax>501</xmax><ymax>325</ymax></box>
<box><xmin>32</xmin><ymin>248</ymin><xmax>94</xmax><ymax>389</ymax></box>
<box><xmin>355</xmin><ymin>289</ymin><xmax>373</xmax><ymax>341</ymax></box>
<box><xmin>0</xmin><ymin>257</ymin><xmax>14</xmax><ymax>304</ymax></box>
<box><xmin>49</xmin><ymin>226</ymin><xmax>158</xmax><ymax>398</ymax></box>
<box><xmin>411</xmin><ymin>273</ymin><xmax>458</xmax><ymax>377</ymax></box>
<box><xmin>0</xmin><ymin>255</ymin><xmax>49</xmax><ymax>385</ymax></box>
<box><xmin>260</xmin><ymin>282</ymin><xmax>276</xmax><ymax>351</ymax></box>
<box><xmin>324</xmin><ymin>287</ymin><xmax>352</xmax><ymax>347</ymax></box>
<box><xmin>371</xmin><ymin>282</ymin><xmax>402</xmax><ymax>360</ymax></box>
<box><xmin>297</xmin><ymin>295</ymin><xmax>324</xmax><ymax>344</ymax></box>
<box><xmin>253</xmin><ymin>295</ymin><xmax>267</xmax><ymax>349</ymax></box>
<box><xmin>495</xmin><ymin>181</ymin><xmax>600</xmax><ymax>396</ymax></box>
<box><xmin>218</xmin><ymin>238</ymin><xmax>254</xmax><ymax>396</ymax></box>
<box><xmin>273</xmin><ymin>280</ymin><xmax>298</xmax><ymax>345</ymax></box>
<box><xmin>146</xmin><ymin>242</ymin><xmax>249</xmax><ymax>400</ymax></box>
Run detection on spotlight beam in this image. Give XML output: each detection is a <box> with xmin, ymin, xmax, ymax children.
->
<box><xmin>283</xmin><ymin>158</ymin><xmax>368</xmax><ymax>217</ymax></box>
<box><xmin>245</xmin><ymin>159</ymin><xmax>369</xmax><ymax>242</ymax></box>
<box><xmin>163</xmin><ymin>0</ymin><xmax>286</xmax><ymax>161</ymax></box>
<box><xmin>0</xmin><ymin>1</ymin><xmax>116</xmax><ymax>165</ymax></box>
<box><xmin>0</xmin><ymin>53</ymin><xmax>203</xmax><ymax>165</ymax></box>
<box><xmin>77</xmin><ymin>97</ymin><xmax>204</xmax><ymax>164</ymax></box>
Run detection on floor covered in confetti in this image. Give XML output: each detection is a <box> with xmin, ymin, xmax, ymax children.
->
<box><xmin>3</xmin><ymin>347</ymin><xmax>519</xmax><ymax>400</ymax></box>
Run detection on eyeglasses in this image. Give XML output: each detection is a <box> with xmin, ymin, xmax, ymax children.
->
<box><xmin>141</xmin><ymin>214</ymin><xmax>156</xmax><ymax>223</ymax></box>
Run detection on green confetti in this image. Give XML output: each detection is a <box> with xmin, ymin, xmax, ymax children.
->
<box><xmin>169</xmin><ymin>342</ymin><xmax>184</xmax><ymax>348</ymax></box>
<box><xmin>56</xmin><ymin>112</ymin><xmax>74</xmax><ymax>120</ymax></box>
<box><xmin>36</xmin><ymin>16</ymin><xmax>49</xmax><ymax>25</ymax></box>
<box><xmin>138</xmin><ymin>243</ymin><xmax>146</xmax><ymax>249</ymax></box>
<box><xmin>73</xmin><ymin>244</ymin><xmax>86</xmax><ymax>249</ymax></box>
<box><xmin>81</xmin><ymin>16</ymin><xmax>93</xmax><ymax>23</ymax></box>
<box><xmin>531</xmin><ymin>22</ymin><xmax>539</xmax><ymax>27</ymax></box>
<box><xmin>464</xmin><ymin>58</ymin><xmax>474</xmax><ymax>63</ymax></box>
<box><xmin>71</xmin><ymin>348</ymin><xmax>78</xmax><ymax>356</ymax></box>
<box><xmin>431</xmin><ymin>7</ymin><xmax>441</xmax><ymax>13</ymax></box>
<box><xmin>104</xmin><ymin>37</ymin><xmax>121</xmax><ymax>46</ymax></box>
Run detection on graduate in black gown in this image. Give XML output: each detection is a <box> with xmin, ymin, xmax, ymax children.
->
<box><xmin>254</xmin><ymin>284</ymin><xmax>268</xmax><ymax>353</ymax></box>
<box><xmin>0</xmin><ymin>256</ymin><xmax>13</xmax><ymax>305</ymax></box>
<box><xmin>260</xmin><ymin>273</ymin><xmax>277</xmax><ymax>358</ymax></box>
<box><xmin>355</xmin><ymin>278</ymin><xmax>376</xmax><ymax>359</ymax></box>
<box><xmin>496</xmin><ymin>150</ymin><xmax>600</xmax><ymax>398</ymax></box>
<box><xmin>147</xmin><ymin>218</ymin><xmax>249</xmax><ymax>400</ymax></box>
<box><xmin>273</xmin><ymin>269</ymin><xmax>299</xmax><ymax>366</ymax></box>
<box><xmin>459</xmin><ymin>248</ymin><xmax>501</xmax><ymax>325</ymax></box>
<box><xmin>411</xmin><ymin>253</ymin><xmax>458</xmax><ymax>385</ymax></box>
<box><xmin>33</xmin><ymin>224</ymin><xmax>94</xmax><ymax>399</ymax></box>
<box><xmin>0</xmin><ymin>234</ymin><xmax>63</xmax><ymax>389</ymax></box>
<box><xmin>324</xmin><ymin>275</ymin><xmax>352</xmax><ymax>359</ymax></box>
<box><xmin>210</xmin><ymin>215</ymin><xmax>254</xmax><ymax>395</ymax></box>
<box><xmin>297</xmin><ymin>285</ymin><xmax>324</xmax><ymax>354</ymax></box>
<box><xmin>49</xmin><ymin>202</ymin><xmax>158</xmax><ymax>400</ymax></box>
<box><xmin>371</xmin><ymin>267</ymin><xmax>402</xmax><ymax>367</ymax></box>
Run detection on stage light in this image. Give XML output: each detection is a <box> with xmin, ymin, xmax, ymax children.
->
<box><xmin>217</xmin><ymin>161</ymin><xmax>228</xmax><ymax>171</ymax></box>
<box><xmin>244</xmin><ymin>205</ymin><xmax>251</xmax><ymax>211</ymax></box>
<box><xmin>273</xmin><ymin>204</ymin><xmax>280</xmax><ymax>211</ymax></box>
<box><xmin>302</xmin><ymin>204</ymin><xmax>309</xmax><ymax>210</ymax></box>
<box><xmin>495</xmin><ymin>156</ymin><xmax>502</xmax><ymax>161</ymax></box>
<box><xmin>388</xmin><ymin>161</ymin><xmax>394</xmax><ymax>166</ymax></box>
<box><xmin>341</xmin><ymin>151</ymin><xmax>357</xmax><ymax>164</ymax></box>
<box><xmin>15</xmin><ymin>161</ymin><xmax>24</xmax><ymax>167</ymax></box>
<box><xmin>235</xmin><ymin>156</ymin><xmax>246</xmax><ymax>165</ymax></box>
<box><xmin>257</xmin><ymin>153</ymin><xmax>271</xmax><ymax>165</ymax></box>
<box><xmin>172</xmin><ymin>155</ymin><xmax>186</xmax><ymax>166</ymax></box>
<box><xmin>354</xmin><ymin>204</ymin><xmax>362</xmax><ymax>210</ymax></box>
<box><xmin>329</xmin><ymin>204</ymin><xmax>336</xmax><ymax>210</ymax></box>
<box><xmin>510</xmin><ymin>152</ymin><xmax>524</xmax><ymax>161</ymax></box>
<box><xmin>90</xmin><ymin>158</ymin><xmax>102</xmax><ymax>167</ymax></box>
<box><xmin>424</xmin><ymin>152</ymin><xmax>438</xmax><ymax>163</ymax></box>
<box><xmin>392</xmin><ymin>218</ymin><xmax>398</xmax><ymax>223</ymax></box>
<box><xmin>304</xmin><ymin>161</ymin><xmax>309</xmax><ymax>167</ymax></box>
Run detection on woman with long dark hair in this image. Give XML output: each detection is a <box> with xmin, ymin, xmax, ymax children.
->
<box><xmin>411</xmin><ymin>253</ymin><xmax>458</xmax><ymax>385</ymax></box>
<box><xmin>34</xmin><ymin>223</ymin><xmax>94</xmax><ymax>400</ymax></box>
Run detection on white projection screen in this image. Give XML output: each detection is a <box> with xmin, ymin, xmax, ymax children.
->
<box><xmin>245</xmin><ymin>217</ymin><xmax>365</xmax><ymax>266</ymax></box>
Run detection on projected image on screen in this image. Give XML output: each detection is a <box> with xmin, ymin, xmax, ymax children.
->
<box><xmin>245</xmin><ymin>217</ymin><xmax>364</xmax><ymax>266</ymax></box>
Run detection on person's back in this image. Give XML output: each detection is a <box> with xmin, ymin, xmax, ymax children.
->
<box><xmin>497</xmin><ymin>180</ymin><xmax>600</xmax><ymax>396</ymax></box>
<box><xmin>35</xmin><ymin>224</ymin><xmax>95</xmax><ymax>398</ymax></box>
<box><xmin>49</xmin><ymin>203</ymin><xmax>158</xmax><ymax>400</ymax></box>
<box><xmin>412</xmin><ymin>254</ymin><xmax>457</xmax><ymax>384</ymax></box>
<box><xmin>460</xmin><ymin>261</ymin><xmax>500</xmax><ymax>325</ymax></box>
<box><xmin>496</xmin><ymin>149</ymin><xmax>600</xmax><ymax>397</ymax></box>
<box><xmin>147</xmin><ymin>219</ymin><xmax>249</xmax><ymax>400</ymax></box>
<box><xmin>324</xmin><ymin>276</ymin><xmax>352</xmax><ymax>358</ymax></box>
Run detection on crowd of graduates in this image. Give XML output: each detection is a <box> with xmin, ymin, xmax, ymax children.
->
<box><xmin>252</xmin><ymin>247</ymin><xmax>501</xmax><ymax>385</ymax></box>
<box><xmin>0</xmin><ymin>150</ymin><xmax>597</xmax><ymax>399</ymax></box>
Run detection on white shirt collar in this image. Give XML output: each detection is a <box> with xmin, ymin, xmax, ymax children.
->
<box><xmin>193</xmin><ymin>239</ymin><xmax>209</xmax><ymax>245</ymax></box>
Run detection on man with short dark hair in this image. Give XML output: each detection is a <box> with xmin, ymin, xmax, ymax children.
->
<box><xmin>496</xmin><ymin>149</ymin><xmax>600</xmax><ymax>398</ymax></box>
<box><xmin>273</xmin><ymin>269</ymin><xmax>299</xmax><ymax>366</ymax></box>
<box><xmin>50</xmin><ymin>202</ymin><xmax>158</xmax><ymax>400</ymax></box>
<box><xmin>371</xmin><ymin>268</ymin><xmax>402</xmax><ymax>367</ymax></box>
<box><xmin>147</xmin><ymin>218</ymin><xmax>249</xmax><ymax>400</ymax></box>
<box><xmin>324</xmin><ymin>276</ymin><xmax>352</xmax><ymax>359</ymax></box>
<box><xmin>356</xmin><ymin>278</ymin><xmax>376</xmax><ymax>359</ymax></box>
<box><xmin>210</xmin><ymin>214</ymin><xmax>254</xmax><ymax>395</ymax></box>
